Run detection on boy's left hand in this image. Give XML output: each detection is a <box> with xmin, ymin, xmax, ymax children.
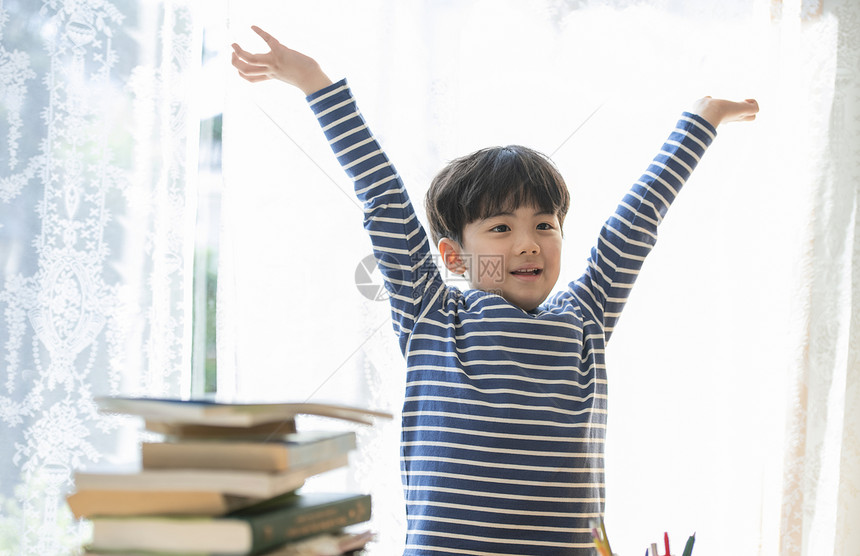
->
<box><xmin>231</xmin><ymin>26</ymin><xmax>332</xmax><ymax>96</ymax></box>
<box><xmin>690</xmin><ymin>97</ymin><xmax>759</xmax><ymax>127</ymax></box>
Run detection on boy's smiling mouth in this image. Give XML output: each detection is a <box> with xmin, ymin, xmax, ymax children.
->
<box><xmin>511</xmin><ymin>266</ymin><xmax>542</xmax><ymax>277</ymax></box>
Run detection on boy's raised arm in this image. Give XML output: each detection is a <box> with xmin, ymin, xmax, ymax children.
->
<box><xmin>231</xmin><ymin>26</ymin><xmax>333</xmax><ymax>96</ymax></box>
<box><xmin>231</xmin><ymin>26</ymin><xmax>444</xmax><ymax>354</ymax></box>
<box><xmin>571</xmin><ymin>95</ymin><xmax>758</xmax><ymax>340</ymax></box>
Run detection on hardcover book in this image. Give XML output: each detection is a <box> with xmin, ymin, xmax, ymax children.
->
<box><xmin>74</xmin><ymin>454</ymin><xmax>349</xmax><ymax>499</ymax></box>
<box><xmin>96</xmin><ymin>396</ymin><xmax>391</xmax><ymax>427</ymax></box>
<box><xmin>67</xmin><ymin>489</ymin><xmax>262</xmax><ymax>519</ymax></box>
<box><xmin>82</xmin><ymin>530</ymin><xmax>373</xmax><ymax>555</ymax></box>
<box><xmin>145</xmin><ymin>419</ymin><xmax>298</xmax><ymax>439</ymax></box>
<box><xmin>86</xmin><ymin>492</ymin><xmax>372</xmax><ymax>555</ymax></box>
<box><xmin>141</xmin><ymin>431</ymin><xmax>356</xmax><ymax>472</ymax></box>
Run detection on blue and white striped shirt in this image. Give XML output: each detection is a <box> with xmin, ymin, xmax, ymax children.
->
<box><xmin>307</xmin><ymin>79</ymin><xmax>715</xmax><ymax>555</ymax></box>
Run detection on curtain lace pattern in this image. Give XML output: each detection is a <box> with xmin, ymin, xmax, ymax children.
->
<box><xmin>0</xmin><ymin>1</ymin><xmax>196</xmax><ymax>554</ymax></box>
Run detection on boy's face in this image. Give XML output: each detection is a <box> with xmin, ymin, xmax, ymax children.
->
<box><xmin>451</xmin><ymin>205</ymin><xmax>562</xmax><ymax>312</ymax></box>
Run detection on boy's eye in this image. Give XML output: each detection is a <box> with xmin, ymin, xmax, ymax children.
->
<box><xmin>537</xmin><ymin>222</ymin><xmax>554</xmax><ymax>230</ymax></box>
<box><xmin>490</xmin><ymin>224</ymin><xmax>510</xmax><ymax>233</ymax></box>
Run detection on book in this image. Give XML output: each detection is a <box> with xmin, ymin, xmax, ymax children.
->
<box><xmin>82</xmin><ymin>530</ymin><xmax>373</xmax><ymax>555</ymax></box>
<box><xmin>252</xmin><ymin>530</ymin><xmax>373</xmax><ymax>555</ymax></box>
<box><xmin>142</xmin><ymin>431</ymin><xmax>357</xmax><ymax>472</ymax></box>
<box><xmin>146</xmin><ymin>419</ymin><xmax>298</xmax><ymax>439</ymax></box>
<box><xmin>67</xmin><ymin>489</ymin><xmax>263</xmax><ymax>519</ymax></box>
<box><xmin>86</xmin><ymin>492</ymin><xmax>372</xmax><ymax>555</ymax></box>
<box><xmin>96</xmin><ymin>396</ymin><xmax>392</xmax><ymax>428</ymax></box>
<box><xmin>74</xmin><ymin>453</ymin><xmax>349</xmax><ymax>499</ymax></box>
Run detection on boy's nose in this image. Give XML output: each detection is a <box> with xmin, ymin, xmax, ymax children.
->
<box><xmin>517</xmin><ymin>235</ymin><xmax>540</xmax><ymax>255</ymax></box>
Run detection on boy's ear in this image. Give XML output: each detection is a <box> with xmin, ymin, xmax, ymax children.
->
<box><xmin>438</xmin><ymin>238</ymin><xmax>467</xmax><ymax>275</ymax></box>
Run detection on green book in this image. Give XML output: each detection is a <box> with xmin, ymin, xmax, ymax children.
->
<box><xmin>87</xmin><ymin>492</ymin><xmax>372</xmax><ymax>555</ymax></box>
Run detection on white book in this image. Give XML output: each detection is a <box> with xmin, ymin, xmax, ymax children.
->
<box><xmin>95</xmin><ymin>396</ymin><xmax>391</xmax><ymax>427</ymax></box>
<box><xmin>74</xmin><ymin>454</ymin><xmax>348</xmax><ymax>499</ymax></box>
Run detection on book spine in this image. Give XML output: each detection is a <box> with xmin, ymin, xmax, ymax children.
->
<box><xmin>246</xmin><ymin>495</ymin><xmax>371</xmax><ymax>554</ymax></box>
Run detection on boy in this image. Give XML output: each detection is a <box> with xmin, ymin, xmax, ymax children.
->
<box><xmin>232</xmin><ymin>26</ymin><xmax>758</xmax><ymax>555</ymax></box>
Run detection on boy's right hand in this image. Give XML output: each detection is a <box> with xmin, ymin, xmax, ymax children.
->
<box><xmin>689</xmin><ymin>96</ymin><xmax>759</xmax><ymax>128</ymax></box>
<box><xmin>231</xmin><ymin>26</ymin><xmax>333</xmax><ymax>96</ymax></box>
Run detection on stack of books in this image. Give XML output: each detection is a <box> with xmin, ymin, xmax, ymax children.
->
<box><xmin>68</xmin><ymin>397</ymin><xmax>391</xmax><ymax>555</ymax></box>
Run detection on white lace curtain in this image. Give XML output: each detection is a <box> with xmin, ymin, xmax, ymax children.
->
<box><xmin>0</xmin><ymin>1</ymin><xmax>198</xmax><ymax>554</ymax></box>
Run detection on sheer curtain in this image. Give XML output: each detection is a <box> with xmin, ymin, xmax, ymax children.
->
<box><xmin>777</xmin><ymin>0</ymin><xmax>860</xmax><ymax>554</ymax></box>
<box><xmin>0</xmin><ymin>1</ymin><xmax>199</xmax><ymax>554</ymax></box>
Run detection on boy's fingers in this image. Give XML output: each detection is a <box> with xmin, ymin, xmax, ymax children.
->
<box><xmin>231</xmin><ymin>52</ymin><xmax>269</xmax><ymax>75</ymax></box>
<box><xmin>231</xmin><ymin>43</ymin><xmax>253</xmax><ymax>61</ymax></box>
<box><xmin>237</xmin><ymin>72</ymin><xmax>270</xmax><ymax>83</ymax></box>
<box><xmin>242</xmin><ymin>73</ymin><xmax>271</xmax><ymax>83</ymax></box>
<box><xmin>723</xmin><ymin>99</ymin><xmax>759</xmax><ymax>123</ymax></box>
<box><xmin>251</xmin><ymin>25</ymin><xmax>280</xmax><ymax>48</ymax></box>
<box><xmin>731</xmin><ymin>101</ymin><xmax>758</xmax><ymax>123</ymax></box>
<box><xmin>744</xmin><ymin>99</ymin><xmax>760</xmax><ymax>113</ymax></box>
<box><xmin>231</xmin><ymin>43</ymin><xmax>266</xmax><ymax>65</ymax></box>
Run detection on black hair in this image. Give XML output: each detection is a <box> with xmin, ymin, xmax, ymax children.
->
<box><xmin>424</xmin><ymin>145</ymin><xmax>570</xmax><ymax>246</ymax></box>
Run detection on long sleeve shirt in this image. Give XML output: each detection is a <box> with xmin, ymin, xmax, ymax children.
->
<box><xmin>307</xmin><ymin>79</ymin><xmax>715</xmax><ymax>555</ymax></box>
